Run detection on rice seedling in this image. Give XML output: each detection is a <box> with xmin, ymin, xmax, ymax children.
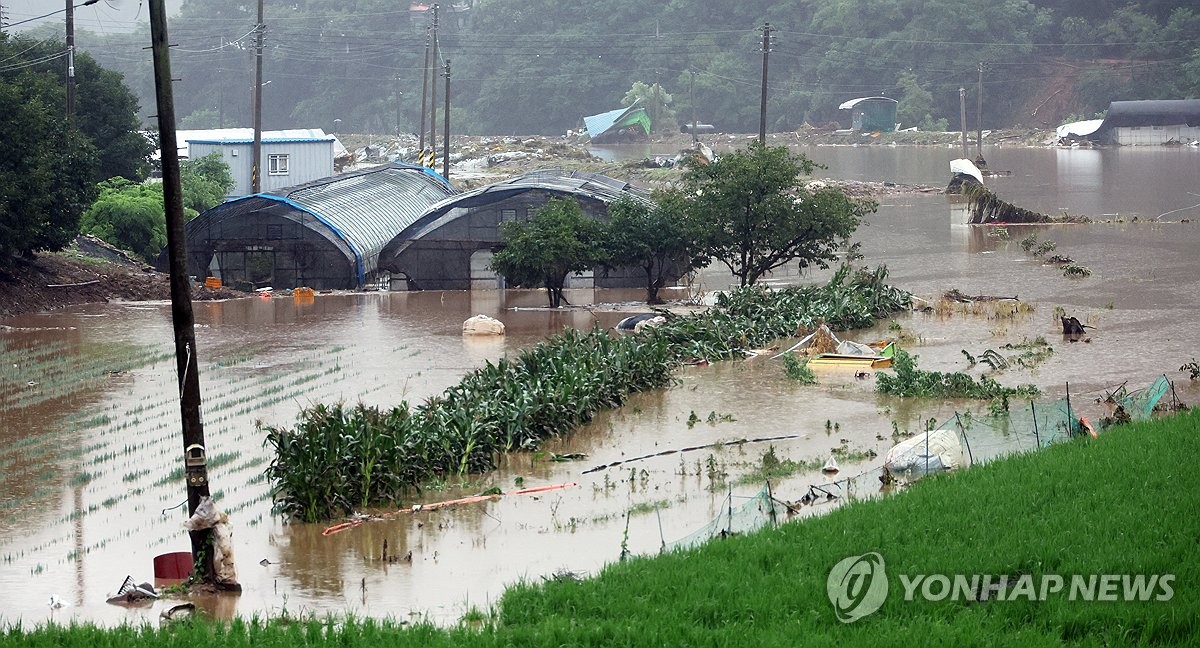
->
<box><xmin>735</xmin><ymin>445</ymin><xmax>823</xmax><ymax>485</ymax></box>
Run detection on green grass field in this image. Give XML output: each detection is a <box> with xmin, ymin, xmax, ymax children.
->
<box><xmin>5</xmin><ymin>408</ymin><xmax>1197</xmax><ymax>646</ymax></box>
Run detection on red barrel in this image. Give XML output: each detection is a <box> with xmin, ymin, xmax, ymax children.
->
<box><xmin>153</xmin><ymin>552</ymin><xmax>193</xmax><ymax>582</ymax></box>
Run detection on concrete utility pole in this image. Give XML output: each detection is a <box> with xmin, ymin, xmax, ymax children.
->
<box><xmin>758</xmin><ymin>22</ymin><xmax>772</xmax><ymax>145</ymax></box>
<box><xmin>959</xmin><ymin>86</ymin><xmax>968</xmax><ymax>158</ymax></box>
<box><xmin>428</xmin><ymin>4</ymin><xmax>439</xmax><ymax>163</ymax></box>
<box><xmin>442</xmin><ymin>59</ymin><xmax>450</xmax><ymax>179</ymax></box>
<box><xmin>148</xmin><ymin>0</ymin><xmax>215</xmax><ymax>585</ymax></box>
<box><xmin>251</xmin><ymin>0</ymin><xmax>265</xmax><ymax>193</ymax></box>
<box><xmin>976</xmin><ymin>62</ymin><xmax>985</xmax><ymax>158</ymax></box>
<box><xmin>418</xmin><ymin>26</ymin><xmax>429</xmax><ymax>153</ymax></box>
<box><xmin>65</xmin><ymin>0</ymin><xmax>75</xmax><ymax>117</ymax></box>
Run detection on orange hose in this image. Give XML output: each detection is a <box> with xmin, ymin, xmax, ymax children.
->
<box><xmin>508</xmin><ymin>481</ymin><xmax>578</xmax><ymax>495</ymax></box>
<box><xmin>319</xmin><ymin>482</ymin><xmax>578</xmax><ymax>536</ymax></box>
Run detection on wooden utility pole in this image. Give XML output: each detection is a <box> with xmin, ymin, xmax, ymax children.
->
<box><xmin>428</xmin><ymin>4</ymin><xmax>439</xmax><ymax>163</ymax></box>
<box><xmin>251</xmin><ymin>0</ymin><xmax>265</xmax><ymax>193</ymax></box>
<box><xmin>418</xmin><ymin>26</ymin><xmax>429</xmax><ymax>153</ymax></box>
<box><xmin>959</xmin><ymin>86</ymin><xmax>968</xmax><ymax>158</ymax></box>
<box><xmin>148</xmin><ymin>0</ymin><xmax>215</xmax><ymax>584</ymax></box>
<box><xmin>976</xmin><ymin>62</ymin><xmax>984</xmax><ymax>158</ymax></box>
<box><xmin>65</xmin><ymin>0</ymin><xmax>75</xmax><ymax>118</ymax></box>
<box><xmin>442</xmin><ymin>59</ymin><xmax>450</xmax><ymax>179</ymax></box>
<box><xmin>758</xmin><ymin>22</ymin><xmax>771</xmax><ymax>145</ymax></box>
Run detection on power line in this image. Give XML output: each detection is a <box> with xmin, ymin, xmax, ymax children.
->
<box><xmin>5</xmin><ymin>0</ymin><xmax>99</xmax><ymax>30</ymax></box>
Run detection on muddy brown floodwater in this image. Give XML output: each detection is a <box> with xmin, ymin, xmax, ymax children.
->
<box><xmin>2</xmin><ymin>145</ymin><xmax>1199</xmax><ymax>627</ymax></box>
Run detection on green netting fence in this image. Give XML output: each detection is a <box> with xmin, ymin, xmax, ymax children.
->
<box><xmin>664</xmin><ymin>484</ymin><xmax>785</xmax><ymax>552</ymax></box>
<box><xmin>1113</xmin><ymin>375</ymin><xmax>1171</xmax><ymax>421</ymax></box>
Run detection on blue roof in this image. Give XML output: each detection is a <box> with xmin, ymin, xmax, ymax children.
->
<box><xmin>583</xmin><ymin>100</ymin><xmax>643</xmax><ymax>140</ymax></box>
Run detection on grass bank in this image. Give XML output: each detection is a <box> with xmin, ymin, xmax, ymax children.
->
<box><xmin>6</xmin><ymin>409</ymin><xmax>1196</xmax><ymax>645</ymax></box>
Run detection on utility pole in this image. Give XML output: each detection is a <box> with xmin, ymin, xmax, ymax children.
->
<box><xmin>959</xmin><ymin>86</ymin><xmax>968</xmax><ymax>159</ymax></box>
<box><xmin>418</xmin><ymin>26</ymin><xmax>429</xmax><ymax>153</ymax></box>
<box><xmin>148</xmin><ymin>0</ymin><xmax>216</xmax><ymax>586</ymax></box>
<box><xmin>976</xmin><ymin>62</ymin><xmax>985</xmax><ymax>159</ymax></box>
<box><xmin>65</xmin><ymin>0</ymin><xmax>75</xmax><ymax>118</ymax></box>
<box><xmin>690</xmin><ymin>69</ymin><xmax>697</xmax><ymax>144</ymax></box>
<box><xmin>428</xmin><ymin>4</ymin><xmax>439</xmax><ymax>165</ymax></box>
<box><xmin>251</xmin><ymin>0</ymin><xmax>265</xmax><ymax>193</ymax></box>
<box><xmin>758</xmin><ymin>22</ymin><xmax>772</xmax><ymax>145</ymax></box>
<box><xmin>442</xmin><ymin>59</ymin><xmax>450</xmax><ymax>179</ymax></box>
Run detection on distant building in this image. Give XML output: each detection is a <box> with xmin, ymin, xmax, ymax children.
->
<box><xmin>1063</xmin><ymin>100</ymin><xmax>1200</xmax><ymax>146</ymax></box>
<box><xmin>583</xmin><ymin>100</ymin><xmax>652</xmax><ymax>143</ymax></box>
<box><xmin>838</xmin><ymin>97</ymin><xmax>898</xmax><ymax>133</ymax></box>
<box><xmin>178</xmin><ymin>128</ymin><xmax>344</xmax><ymax>198</ymax></box>
<box><xmin>164</xmin><ymin>163</ymin><xmax>454</xmax><ymax>290</ymax></box>
<box><xmin>379</xmin><ymin>170</ymin><xmax>667</xmax><ymax>291</ymax></box>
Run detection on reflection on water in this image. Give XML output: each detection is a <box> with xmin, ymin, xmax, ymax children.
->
<box><xmin>3</xmin><ymin>147</ymin><xmax>1200</xmax><ymax>627</ymax></box>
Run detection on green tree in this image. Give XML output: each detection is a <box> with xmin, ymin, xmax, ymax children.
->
<box><xmin>896</xmin><ymin>71</ymin><xmax>935</xmax><ymax>130</ymax></box>
<box><xmin>180</xmin><ymin>153</ymin><xmax>234</xmax><ymax>215</ymax></box>
<box><xmin>0</xmin><ymin>74</ymin><xmax>98</xmax><ymax>268</ymax></box>
<box><xmin>622</xmin><ymin>81</ymin><xmax>676</xmax><ymax>134</ymax></box>
<box><xmin>682</xmin><ymin>143</ymin><xmax>873</xmax><ymax>287</ymax></box>
<box><xmin>79</xmin><ymin>179</ymin><xmax>167</xmax><ymax>262</ymax></box>
<box><xmin>1</xmin><ymin>35</ymin><xmax>151</xmax><ymax>182</ymax></box>
<box><xmin>491</xmin><ymin>198</ymin><xmax>607</xmax><ymax>308</ymax></box>
<box><xmin>80</xmin><ymin>155</ymin><xmax>231</xmax><ymax>262</ymax></box>
<box><xmin>604</xmin><ymin>192</ymin><xmax>705</xmax><ymax>304</ymax></box>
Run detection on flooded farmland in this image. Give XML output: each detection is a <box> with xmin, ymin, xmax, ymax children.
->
<box><xmin>2</xmin><ymin>145</ymin><xmax>1198</xmax><ymax>626</ymax></box>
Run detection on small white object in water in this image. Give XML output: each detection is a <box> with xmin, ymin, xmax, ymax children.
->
<box><xmin>822</xmin><ymin>456</ymin><xmax>840</xmax><ymax>473</ymax></box>
<box><xmin>47</xmin><ymin>594</ymin><xmax>68</xmax><ymax>609</ymax></box>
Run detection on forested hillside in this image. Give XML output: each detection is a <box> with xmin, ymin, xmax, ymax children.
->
<box><xmin>33</xmin><ymin>0</ymin><xmax>1200</xmax><ymax>136</ymax></box>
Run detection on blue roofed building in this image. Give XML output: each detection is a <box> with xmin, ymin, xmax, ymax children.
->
<box><xmin>582</xmin><ymin>100</ymin><xmax>652</xmax><ymax>143</ymax></box>
<box><xmin>182</xmin><ymin>128</ymin><xmax>342</xmax><ymax>198</ymax></box>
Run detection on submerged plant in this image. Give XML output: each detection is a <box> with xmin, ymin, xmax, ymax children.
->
<box><xmin>876</xmin><ymin>349</ymin><xmax>1039</xmax><ymax>400</ymax></box>
<box><xmin>782</xmin><ymin>354</ymin><xmax>816</xmax><ymax>384</ymax></box>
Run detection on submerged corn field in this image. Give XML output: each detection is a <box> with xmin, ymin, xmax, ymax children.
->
<box><xmin>263</xmin><ymin>265</ymin><xmax>913</xmax><ymax>521</ymax></box>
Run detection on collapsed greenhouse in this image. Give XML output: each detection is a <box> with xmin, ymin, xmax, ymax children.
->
<box><xmin>164</xmin><ymin>163</ymin><xmax>455</xmax><ymax>290</ymax></box>
<box><xmin>378</xmin><ymin>169</ymin><xmax>669</xmax><ymax>291</ymax></box>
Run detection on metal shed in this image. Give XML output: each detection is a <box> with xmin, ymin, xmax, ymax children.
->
<box><xmin>583</xmin><ymin>100</ymin><xmax>652</xmax><ymax>143</ymax></box>
<box><xmin>167</xmin><ymin>163</ymin><xmax>455</xmax><ymax>290</ymax></box>
<box><xmin>838</xmin><ymin>97</ymin><xmax>898</xmax><ymax>133</ymax></box>
<box><xmin>183</xmin><ymin>128</ymin><xmax>339</xmax><ymax>198</ymax></box>
<box><xmin>1086</xmin><ymin>100</ymin><xmax>1200</xmax><ymax>145</ymax></box>
<box><xmin>379</xmin><ymin>170</ymin><xmax>656</xmax><ymax>291</ymax></box>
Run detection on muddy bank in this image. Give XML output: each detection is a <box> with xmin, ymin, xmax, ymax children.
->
<box><xmin>0</xmin><ymin>237</ymin><xmax>246</xmax><ymax>319</ymax></box>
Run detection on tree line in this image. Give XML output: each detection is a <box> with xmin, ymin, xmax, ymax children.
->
<box><xmin>492</xmin><ymin>143</ymin><xmax>874</xmax><ymax>307</ymax></box>
<box><xmin>0</xmin><ymin>34</ymin><xmax>232</xmax><ymax>269</ymax></box>
<box><xmin>42</xmin><ymin>0</ymin><xmax>1200</xmax><ymax>136</ymax></box>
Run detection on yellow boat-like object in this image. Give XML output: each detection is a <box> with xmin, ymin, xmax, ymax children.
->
<box><xmin>807</xmin><ymin>341</ymin><xmax>895</xmax><ymax>369</ymax></box>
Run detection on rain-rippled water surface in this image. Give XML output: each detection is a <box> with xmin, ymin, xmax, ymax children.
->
<box><xmin>2</xmin><ymin>145</ymin><xmax>1198</xmax><ymax>626</ymax></box>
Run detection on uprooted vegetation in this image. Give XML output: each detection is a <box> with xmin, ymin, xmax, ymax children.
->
<box><xmin>964</xmin><ymin>184</ymin><xmax>1090</xmax><ymax>225</ymax></box>
<box><xmin>265</xmin><ymin>265</ymin><xmax>912</xmax><ymax>521</ymax></box>
<box><xmin>876</xmin><ymin>348</ymin><xmax>1040</xmax><ymax>401</ymax></box>
<box><xmin>1020</xmin><ymin>233</ymin><xmax>1093</xmax><ymax>278</ymax></box>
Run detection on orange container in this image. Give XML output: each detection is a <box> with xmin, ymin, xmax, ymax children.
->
<box><xmin>293</xmin><ymin>286</ymin><xmax>315</xmax><ymax>304</ymax></box>
<box><xmin>204</xmin><ymin>277</ymin><xmax>222</xmax><ymax>289</ymax></box>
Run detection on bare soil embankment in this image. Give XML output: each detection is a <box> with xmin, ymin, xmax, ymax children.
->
<box><xmin>0</xmin><ymin>237</ymin><xmax>243</xmax><ymax>319</ymax></box>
